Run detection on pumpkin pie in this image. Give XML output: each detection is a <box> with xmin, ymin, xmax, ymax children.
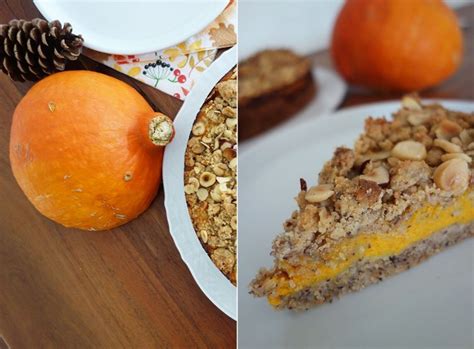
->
<box><xmin>184</xmin><ymin>68</ymin><xmax>237</xmax><ymax>285</ymax></box>
<box><xmin>250</xmin><ymin>96</ymin><xmax>474</xmax><ymax>310</ymax></box>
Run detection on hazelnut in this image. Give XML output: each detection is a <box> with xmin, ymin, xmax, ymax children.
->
<box><xmin>359</xmin><ymin>166</ymin><xmax>390</xmax><ymax>185</ymax></box>
<box><xmin>305</xmin><ymin>184</ymin><xmax>335</xmax><ymax>203</ymax></box>
<box><xmin>223</xmin><ymin>148</ymin><xmax>236</xmax><ymax>160</ymax></box>
<box><xmin>229</xmin><ymin>157</ymin><xmax>237</xmax><ymax>170</ymax></box>
<box><xmin>435</xmin><ymin>119</ymin><xmax>462</xmax><ymax>140</ymax></box>
<box><xmin>210</xmin><ymin>187</ymin><xmax>222</xmax><ymax>202</ymax></box>
<box><xmin>196</xmin><ymin>188</ymin><xmax>209</xmax><ymax>201</ymax></box>
<box><xmin>192</xmin><ymin>122</ymin><xmax>206</xmax><ymax>136</ymax></box>
<box><xmin>401</xmin><ymin>95</ymin><xmax>422</xmax><ymax>111</ymax></box>
<box><xmin>221</xmin><ymin>142</ymin><xmax>232</xmax><ymax>151</ymax></box>
<box><xmin>441</xmin><ymin>153</ymin><xmax>472</xmax><ymax>164</ymax></box>
<box><xmin>216</xmin><ymin>176</ymin><xmax>231</xmax><ymax>184</ymax></box>
<box><xmin>199</xmin><ymin>172</ymin><xmax>216</xmax><ymax>187</ymax></box>
<box><xmin>391</xmin><ymin>140</ymin><xmax>427</xmax><ymax>160</ymax></box>
<box><xmin>199</xmin><ymin>230</ymin><xmax>208</xmax><ymax>243</ymax></box>
<box><xmin>226</xmin><ymin>117</ymin><xmax>237</xmax><ymax>128</ymax></box>
<box><xmin>188</xmin><ymin>177</ymin><xmax>200</xmax><ymax>191</ymax></box>
<box><xmin>231</xmin><ymin>216</ymin><xmax>237</xmax><ymax>230</ymax></box>
<box><xmin>433</xmin><ymin>158</ymin><xmax>469</xmax><ymax>195</ymax></box>
<box><xmin>201</xmin><ymin>135</ymin><xmax>213</xmax><ymax>143</ymax></box>
<box><xmin>213</xmin><ymin>163</ymin><xmax>227</xmax><ymax>176</ymax></box>
<box><xmin>355</xmin><ymin>151</ymin><xmax>390</xmax><ymax>166</ymax></box>
<box><xmin>222</xmin><ymin>106</ymin><xmax>236</xmax><ymax>117</ymax></box>
<box><xmin>450</xmin><ymin>137</ymin><xmax>462</xmax><ymax>146</ymax></box>
<box><xmin>193</xmin><ymin>163</ymin><xmax>203</xmax><ymax>174</ymax></box>
<box><xmin>407</xmin><ymin>111</ymin><xmax>431</xmax><ymax>126</ymax></box>
<box><xmin>184</xmin><ymin>184</ymin><xmax>196</xmax><ymax>195</ymax></box>
<box><xmin>459</xmin><ymin>129</ymin><xmax>474</xmax><ymax>145</ymax></box>
<box><xmin>219</xmin><ymin>182</ymin><xmax>228</xmax><ymax>193</ymax></box>
<box><xmin>223</xmin><ymin>129</ymin><xmax>233</xmax><ymax>139</ymax></box>
<box><xmin>212</xmin><ymin>150</ymin><xmax>223</xmax><ymax>163</ymax></box>
<box><xmin>191</xmin><ymin>142</ymin><xmax>204</xmax><ymax>154</ymax></box>
<box><xmin>433</xmin><ymin>139</ymin><xmax>462</xmax><ymax>153</ymax></box>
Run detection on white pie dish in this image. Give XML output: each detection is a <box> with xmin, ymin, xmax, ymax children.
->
<box><xmin>163</xmin><ymin>46</ymin><xmax>236</xmax><ymax>320</ymax></box>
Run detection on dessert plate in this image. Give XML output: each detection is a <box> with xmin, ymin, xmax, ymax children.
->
<box><xmin>33</xmin><ymin>0</ymin><xmax>228</xmax><ymax>54</ymax></box>
<box><xmin>239</xmin><ymin>0</ymin><xmax>343</xmax><ymax>60</ymax></box>
<box><xmin>238</xmin><ymin>100</ymin><xmax>474</xmax><ymax>348</ymax></box>
<box><xmin>163</xmin><ymin>46</ymin><xmax>236</xmax><ymax>320</ymax></box>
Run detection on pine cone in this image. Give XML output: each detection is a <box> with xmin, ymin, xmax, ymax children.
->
<box><xmin>0</xmin><ymin>18</ymin><xmax>84</xmax><ymax>82</ymax></box>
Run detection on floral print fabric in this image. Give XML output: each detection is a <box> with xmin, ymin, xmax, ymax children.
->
<box><xmin>85</xmin><ymin>1</ymin><xmax>236</xmax><ymax>100</ymax></box>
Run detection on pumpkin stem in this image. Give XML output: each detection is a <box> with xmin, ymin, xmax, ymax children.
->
<box><xmin>148</xmin><ymin>113</ymin><xmax>175</xmax><ymax>146</ymax></box>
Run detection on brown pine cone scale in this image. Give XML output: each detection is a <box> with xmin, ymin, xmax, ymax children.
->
<box><xmin>0</xmin><ymin>18</ymin><xmax>83</xmax><ymax>82</ymax></box>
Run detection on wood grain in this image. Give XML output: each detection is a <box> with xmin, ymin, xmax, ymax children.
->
<box><xmin>0</xmin><ymin>1</ymin><xmax>235</xmax><ymax>348</ymax></box>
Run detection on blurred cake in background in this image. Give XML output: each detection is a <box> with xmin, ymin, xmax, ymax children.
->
<box><xmin>239</xmin><ymin>49</ymin><xmax>317</xmax><ymax>140</ymax></box>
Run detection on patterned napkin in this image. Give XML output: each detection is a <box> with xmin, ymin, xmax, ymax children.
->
<box><xmin>85</xmin><ymin>1</ymin><xmax>236</xmax><ymax>100</ymax></box>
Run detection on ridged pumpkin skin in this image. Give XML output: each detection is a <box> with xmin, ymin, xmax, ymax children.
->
<box><xmin>10</xmin><ymin>71</ymin><xmax>164</xmax><ymax>231</ymax></box>
<box><xmin>331</xmin><ymin>0</ymin><xmax>463</xmax><ymax>92</ymax></box>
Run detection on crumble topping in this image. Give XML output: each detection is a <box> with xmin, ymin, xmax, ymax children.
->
<box><xmin>271</xmin><ymin>96</ymin><xmax>473</xmax><ymax>265</ymax></box>
<box><xmin>184</xmin><ymin>68</ymin><xmax>237</xmax><ymax>285</ymax></box>
<box><xmin>239</xmin><ymin>49</ymin><xmax>311</xmax><ymax>103</ymax></box>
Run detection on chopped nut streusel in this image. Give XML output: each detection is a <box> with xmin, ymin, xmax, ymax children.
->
<box><xmin>184</xmin><ymin>68</ymin><xmax>237</xmax><ymax>284</ymax></box>
<box><xmin>272</xmin><ymin>96</ymin><xmax>473</xmax><ymax>265</ymax></box>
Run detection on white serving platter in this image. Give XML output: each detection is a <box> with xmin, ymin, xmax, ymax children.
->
<box><xmin>238</xmin><ymin>100</ymin><xmax>474</xmax><ymax>348</ymax></box>
<box><xmin>34</xmin><ymin>0</ymin><xmax>228</xmax><ymax>54</ymax></box>
<box><xmin>163</xmin><ymin>46</ymin><xmax>236</xmax><ymax>320</ymax></box>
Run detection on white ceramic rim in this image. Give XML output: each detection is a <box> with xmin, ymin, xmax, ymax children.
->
<box><xmin>163</xmin><ymin>46</ymin><xmax>236</xmax><ymax>320</ymax></box>
<box><xmin>239</xmin><ymin>99</ymin><xmax>474</xmax><ymax>167</ymax></box>
<box><xmin>33</xmin><ymin>0</ymin><xmax>228</xmax><ymax>54</ymax></box>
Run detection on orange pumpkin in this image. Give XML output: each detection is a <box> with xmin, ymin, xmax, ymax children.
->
<box><xmin>10</xmin><ymin>71</ymin><xmax>174</xmax><ymax>231</ymax></box>
<box><xmin>331</xmin><ymin>0</ymin><xmax>463</xmax><ymax>92</ymax></box>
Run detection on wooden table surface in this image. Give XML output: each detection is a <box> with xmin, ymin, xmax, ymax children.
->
<box><xmin>0</xmin><ymin>1</ymin><xmax>235</xmax><ymax>348</ymax></box>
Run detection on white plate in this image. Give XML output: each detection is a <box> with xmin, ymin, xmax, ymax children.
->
<box><xmin>238</xmin><ymin>100</ymin><xmax>474</xmax><ymax>348</ymax></box>
<box><xmin>163</xmin><ymin>46</ymin><xmax>236</xmax><ymax>320</ymax></box>
<box><xmin>34</xmin><ymin>0</ymin><xmax>228</xmax><ymax>54</ymax></box>
<box><xmin>239</xmin><ymin>0</ymin><xmax>344</xmax><ymax>60</ymax></box>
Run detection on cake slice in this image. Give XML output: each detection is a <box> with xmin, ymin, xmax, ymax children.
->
<box><xmin>238</xmin><ymin>49</ymin><xmax>317</xmax><ymax>140</ymax></box>
<box><xmin>250</xmin><ymin>96</ymin><xmax>474</xmax><ymax>310</ymax></box>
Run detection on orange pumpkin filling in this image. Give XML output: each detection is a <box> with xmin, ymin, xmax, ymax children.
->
<box><xmin>268</xmin><ymin>190</ymin><xmax>474</xmax><ymax>306</ymax></box>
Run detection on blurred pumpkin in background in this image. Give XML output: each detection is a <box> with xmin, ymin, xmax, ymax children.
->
<box><xmin>10</xmin><ymin>71</ymin><xmax>174</xmax><ymax>231</ymax></box>
<box><xmin>331</xmin><ymin>0</ymin><xmax>463</xmax><ymax>92</ymax></box>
